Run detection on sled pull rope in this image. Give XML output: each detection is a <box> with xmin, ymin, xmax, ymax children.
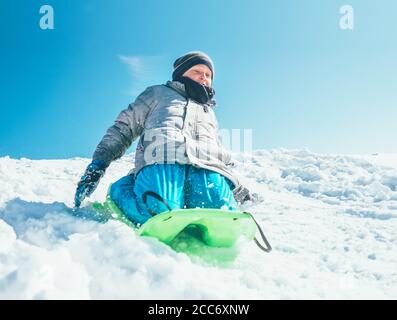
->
<box><xmin>244</xmin><ymin>212</ymin><xmax>272</xmax><ymax>253</ymax></box>
<box><xmin>142</xmin><ymin>191</ymin><xmax>172</xmax><ymax>217</ymax></box>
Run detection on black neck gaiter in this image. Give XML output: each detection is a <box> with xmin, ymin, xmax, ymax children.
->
<box><xmin>176</xmin><ymin>76</ymin><xmax>215</xmax><ymax>105</ymax></box>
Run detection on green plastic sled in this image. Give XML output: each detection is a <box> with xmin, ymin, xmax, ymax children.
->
<box><xmin>137</xmin><ymin>208</ymin><xmax>257</xmax><ymax>247</ymax></box>
<box><xmin>92</xmin><ymin>190</ymin><xmax>271</xmax><ymax>253</ymax></box>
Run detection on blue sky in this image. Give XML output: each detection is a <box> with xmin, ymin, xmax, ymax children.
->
<box><xmin>1</xmin><ymin>0</ymin><xmax>396</xmax><ymax>159</ymax></box>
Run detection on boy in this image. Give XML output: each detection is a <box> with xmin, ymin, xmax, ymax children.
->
<box><xmin>74</xmin><ymin>51</ymin><xmax>252</xmax><ymax>225</ymax></box>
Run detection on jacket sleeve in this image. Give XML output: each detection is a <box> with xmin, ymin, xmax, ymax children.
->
<box><xmin>218</xmin><ymin>137</ymin><xmax>233</xmax><ymax>165</ymax></box>
<box><xmin>92</xmin><ymin>86</ymin><xmax>156</xmax><ymax>167</ymax></box>
<box><xmin>213</xmin><ymin>116</ymin><xmax>233</xmax><ymax>166</ymax></box>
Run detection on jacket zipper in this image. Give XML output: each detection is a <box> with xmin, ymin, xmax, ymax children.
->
<box><xmin>194</xmin><ymin>104</ymin><xmax>200</xmax><ymax>158</ymax></box>
<box><xmin>182</xmin><ymin>98</ymin><xmax>189</xmax><ymax>157</ymax></box>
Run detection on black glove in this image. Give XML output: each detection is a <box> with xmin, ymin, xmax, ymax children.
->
<box><xmin>74</xmin><ymin>159</ymin><xmax>107</xmax><ymax>207</ymax></box>
<box><xmin>233</xmin><ymin>185</ymin><xmax>263</xmax><ymax>204</ymax></box>
<box><xmin>233</xmin><ymin>185</ymin><xmax>252</xmax><ymax>203</ymax></box>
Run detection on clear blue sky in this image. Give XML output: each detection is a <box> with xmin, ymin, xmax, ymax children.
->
<box><xmin>1</xmin><ymin>0</ymin><xmax>396</xmax><ymax>159</ymax></box>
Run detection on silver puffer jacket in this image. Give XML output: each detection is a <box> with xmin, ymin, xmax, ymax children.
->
<box><xmin>93</xmin><ymin>81</ymin><xmax>248</xmax><ymax>200</ymax></box>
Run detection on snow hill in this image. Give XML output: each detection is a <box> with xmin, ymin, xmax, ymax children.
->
<box><xmin>0</xmin><ymin>149</ymin><xmax>396</xmax><ymax>299</ymax></box>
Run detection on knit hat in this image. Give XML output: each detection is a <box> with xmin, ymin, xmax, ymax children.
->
<box><xmin>172</xmin><ymin>51</ymin><xmax>215</xmax><ymax>81</ymax></box>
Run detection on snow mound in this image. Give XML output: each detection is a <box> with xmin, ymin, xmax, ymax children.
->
<box><xmin>0</xmin><ymin>150</ymin><xmax>396</xmax><ymax>299</ymax></box>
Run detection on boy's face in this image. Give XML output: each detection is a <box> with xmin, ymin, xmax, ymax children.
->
<box><xmin>182</xmin><ymin>64</ymin><xmax>212</xmax><ymax>87</ymax></box>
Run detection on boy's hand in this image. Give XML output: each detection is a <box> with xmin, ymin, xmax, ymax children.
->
<box><xmin>74</xmin><ymin>160</ymin><xmax>107</xmax><ymax>207</ymax></box>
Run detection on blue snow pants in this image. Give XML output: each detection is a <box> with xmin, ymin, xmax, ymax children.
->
<box><xmin>109</xmin><ymin>163</ymin><xmax>237</xmax><ymax>225</ymax></box>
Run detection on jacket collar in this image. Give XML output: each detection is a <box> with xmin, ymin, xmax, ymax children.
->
<box><xmin>165</xmin><ymin>80</ymin><xmax>216</xmax><ymax>107</ymax></box>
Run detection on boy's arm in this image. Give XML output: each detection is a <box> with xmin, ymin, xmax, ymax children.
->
<box><xmin>93</xmin><ymin>86</ymin><xmax>156</xmax><ymax>167</ymax></box>
<box><xmin>218</xmin><ymin>137</ymin><xmax>233</xmax><ymax>165</ymax></box>
<box><xmin>213</xmin><ymin>116</ymin><xmax>233</xmax><ymax>166</ymax></box>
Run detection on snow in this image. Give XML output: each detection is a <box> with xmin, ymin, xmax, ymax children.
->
<box><xmin>0</xmin><ymin>150</ymin><xmax>396</xmax><ymax>299</ymax></box>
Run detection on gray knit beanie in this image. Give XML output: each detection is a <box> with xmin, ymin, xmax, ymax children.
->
<box><xmin>172</xmin><ymin>51</ymin><xmax>215</xmax><ymax>81</ymax></box>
